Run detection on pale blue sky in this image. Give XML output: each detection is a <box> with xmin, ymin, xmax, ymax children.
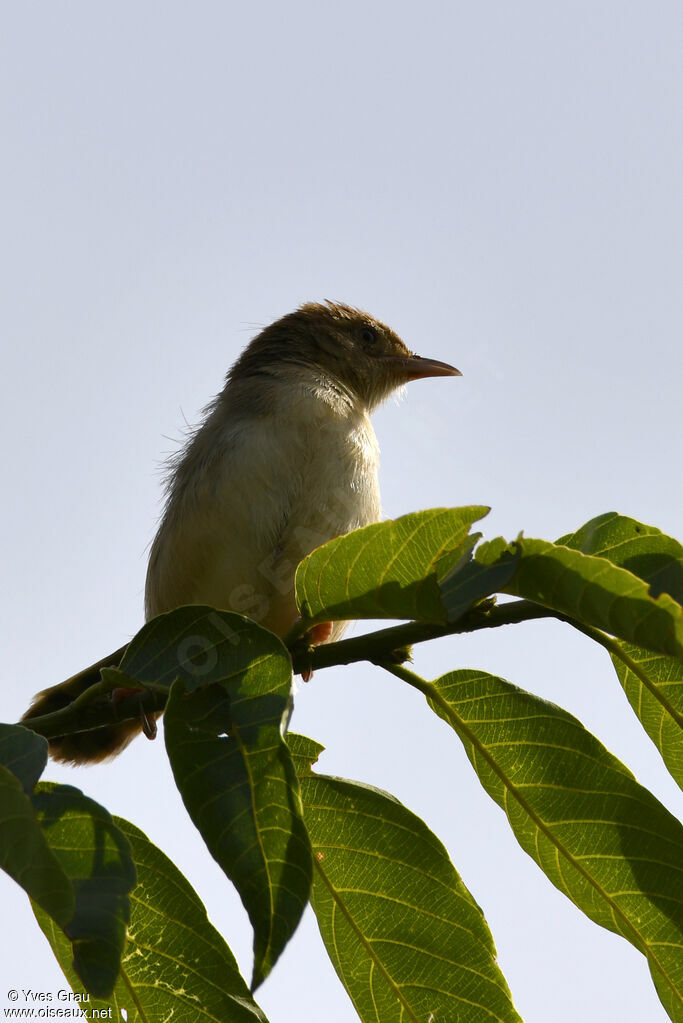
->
<box><xmin>2</xmin><ymin>4</ymin><xmax>682</xmax><ymax>1021</ymax></box>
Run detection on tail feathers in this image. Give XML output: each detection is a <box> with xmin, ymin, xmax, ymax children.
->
<box><xmin>21</xmin><ymin>645</ymin><xmax>141</xmax><ymax>765</ymax></box>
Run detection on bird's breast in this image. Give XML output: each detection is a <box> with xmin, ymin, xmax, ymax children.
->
<box><xmin>145</xmin><ymin>384</ymin><xmax>382</xmax><ymax>639</ymax></box>
<box><xmin>255</xmin><ymin>394</ymin><xmax>380</xmax><ymax>562</ymax></box>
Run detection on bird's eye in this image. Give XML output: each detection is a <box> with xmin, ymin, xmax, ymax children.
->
<box><xmin>359</xmin><ymin>326</ymin><xmax>378</xmax><ymax>347</ymax></box>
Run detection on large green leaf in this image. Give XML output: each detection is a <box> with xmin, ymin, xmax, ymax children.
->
<box><xmin>0</xmin><ymin>729</ymin><xmax>135</xmax><ymax>997</ymax></box>
<box><xmin>295</xmin><ymin>506</ymin><xmax>489</xmax><ymax>625</ymax></box>
<box><xmin>557</xmin><ymin>511</ymin><xmax>683</xmax><ymax>602</ymax></box>
<box><xmin>288</xmin><ymin>733</ymin><xmax>522</xmax><ymax>1023</ymax></box>
<box><xmin>558</xmin><ymin>512</ymin><xmax>683</xmax><ymax>787</ymax></box>
<box><xmin>159</xmin><ymin>608</ymin><xmax>311</xmax><ymax>989</ymax></box>
<box><xmin>0</xmin><ymin>722</ymin><xmax>49</xmax><ymax>792</ymax></box>
<box><xmin>475</xmin><ymin>534</ymin><xmax>683</xmax><ymax>659</ymax></box>
<box><xmin>34</xmin><ymin>815</ymin><xmax>269</xmax><ymax>1022</ymax></box>
<box><xmin>31</xmin><ymin>782</ymin><xmax>136</xmax><ymax>998</ymax></box>
<box><xmin>0</xmin><ymin>743</ymin><xmax>74</xmax><ymax>928</ymax></box>
<box><xmin>119</xmin><ymin>604</ymin><xmax>268</xmax><ymax>689</ymax></box>
<box><xmin>422</xmin><ymin>668</ymin><xmax>683</xmax><ymax>1021</ymax></box>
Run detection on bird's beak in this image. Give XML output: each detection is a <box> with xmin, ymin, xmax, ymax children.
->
<box><xmin>387</xmin><ymin>354</ymin><xmax>462</xmax><ymax>382</ymax></box>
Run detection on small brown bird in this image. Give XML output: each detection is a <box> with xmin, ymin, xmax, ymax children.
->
<box><xmin>23</xmin><ymin>301</ymin><xmax>460</xmax><ymax>762</ymax></box>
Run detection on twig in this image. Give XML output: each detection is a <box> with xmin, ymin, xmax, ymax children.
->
<box><xmin>19</xmin><ymin>599</ymin><xmax>557</xmax><ymax>743</ymax></box>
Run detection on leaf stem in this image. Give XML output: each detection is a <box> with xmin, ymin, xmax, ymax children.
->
<box><xmin>290</xmin><ymin>598</ymin><xmax>556</xmax><ymax>673</ymax></box>
<box><xmin>564</xmin><ymin>620</ymin><xmax>683</xmax><ymax>729</ymax></box>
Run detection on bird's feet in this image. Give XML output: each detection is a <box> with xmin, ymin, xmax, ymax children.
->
<box><xmin>294</xmin><ymin>621</ymin><xmax>334</xmax><ymax>682</ymax></box>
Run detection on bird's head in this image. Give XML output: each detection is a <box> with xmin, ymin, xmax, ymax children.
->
<box><xmin>230</xmin><ymin>301</ymin><xmax>461</xmax><ymax>411</ymax></box>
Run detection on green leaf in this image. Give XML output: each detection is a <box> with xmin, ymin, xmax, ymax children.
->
<box><xmin>476</xmin><ymin>534</ymin><xmax>683</xmax><ymax>659</ymax></box>
<box><xmin>295</xmin><ymin>506</ymin><xmax>489</xmax><ymax>625</ymax></box>
<box><xmin>0</xmin><ymin>729</ymin><xmax>134</xmax><ymax>997</ymax></box>
<box><xmin>438</xmin><ymin>536</ymin><xmax>521</xmax><ymax>622</ymax></box>
<box><xmin>32</xmin><ymin>782</ymin><xmax>136</xmax><ymax>998</ymax></box>
<box><xmin>287</xmin><ymin>732</ymin><xmax>325</xmax><ymax>776</ymax></box>
<box><xmin>119</xmin><ymin>604</ymin><xmax>256</xmax><ymax>690</ymax></box>
<box><xmin>0</xmin><ymin>764</ymin><xmax>74</xmax><ymax>928</ymax></box>
<box><xmin>558</xmin><ymin>512</ymin><xmax>683</xmax><ymax>787</ymax></box>
<box><xmin>34</xmin><ymin>815</ymin><xmax>269</xmax><ymax>1021</ymax></box>
<box><xmin>610</xmin><ymin>643</ymin><xmax>683</xmax><ymax>787</ymax></box>
<box><xmin>0</xmin><ymin>722</ymin><xmax>49</xmax><ymax>792</ymax></box>
<box><xmin>99</xmin><ymin>665</ymin><xmax>149</xmax><ymax>692</ymax></box>
<box><xmin>424</xmin><ymin>668</ymin><xmax>683</xmax><ymax>1021</ymax></box>
<box><xmin>160</xmin><ymin>608</ymin><xmax>311</xmax><ymax>989</ymax></box>
<box><xmin>557</xmin><ymin>511</ymin><xmax>683</xmax><ymax>602</ymax></box>
<box><xmin>288</xmin><ymin>733</ymin><xmax>522</xmax><ymax>1023</ymax></box>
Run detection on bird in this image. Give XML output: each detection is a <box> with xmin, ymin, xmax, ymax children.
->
<box><xmin>22</xmin><ymin>301</ymin><xmax>460</xmax><ymax>763</ymax></box>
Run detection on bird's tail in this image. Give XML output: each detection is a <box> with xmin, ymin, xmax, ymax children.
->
<box><xmin>21</xmin><ymin>644</ymin><xmax>140</xmax><ymax>765</ymax></box>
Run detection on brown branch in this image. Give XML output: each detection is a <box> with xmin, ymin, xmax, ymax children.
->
<box><xmin>19</xmin><ymin>600</ymin><xmax>556</xmax><ymax>743</ymax></box>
